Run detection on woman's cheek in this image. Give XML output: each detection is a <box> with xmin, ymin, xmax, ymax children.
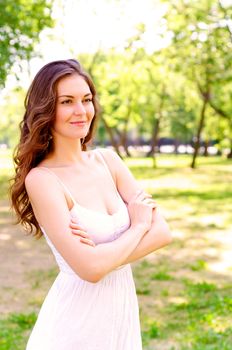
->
<box><xmin>89</xmin><ymin>105</ymin><xmax>95</xmax><ymax>117</ymax></box>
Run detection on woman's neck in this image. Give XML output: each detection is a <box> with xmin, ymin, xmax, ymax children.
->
<box><xmin>44</xmin><ymin>138</ymin><xmax>86</xmax><ymax>167</ymax></box>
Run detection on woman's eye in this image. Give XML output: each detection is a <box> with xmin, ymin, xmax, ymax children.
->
<box><xmin>61</xmin><ymin>99</ymin><xmax>72</xmax><ymax>104</ymax></box>
<box><xmin>84</xmin><ymin>98</ymin><xmax>93</xmax><ymax>103</ymax></box>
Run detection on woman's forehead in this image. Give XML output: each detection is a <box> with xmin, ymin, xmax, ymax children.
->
<box><xmin>57</xmin><ymin>74</ymin><xmax>91</xmax><ymax>96</ymax></box>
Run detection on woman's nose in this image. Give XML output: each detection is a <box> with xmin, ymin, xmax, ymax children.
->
<box><xmin>73</xmin><ymin>102</ymin><xmax>85</xmax><ymax>115</ymax></box>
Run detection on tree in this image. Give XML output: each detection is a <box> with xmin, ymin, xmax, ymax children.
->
<box><xmin>163</xmin><ymin>0</ymin><xmax>232</xmax><ymax>167</ymax></box>
<box><xmin>0</xmin><ymin>87</ymin><xmax>25</xmax><ymax>146</ymax></box>
<box><xmin>79</xmin><ymin>48</ymin><xmax>149</xmax><ymax>156</ymax></box>
<box><xmin>0</xmin><ymin>0</ymin><xmax>53</xmax><ymax>87</ymax></box>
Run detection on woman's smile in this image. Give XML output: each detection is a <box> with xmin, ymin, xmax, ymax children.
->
<box><xmin>70</xmin><ymin>121</ymin><xmax>87</xmax><ymax>126</ymax></box>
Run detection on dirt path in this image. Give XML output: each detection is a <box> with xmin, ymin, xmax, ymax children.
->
<box><xmin>0</xmin><ymin>200</ymin><xmax>58</xmax><ymax>315</ymax></box>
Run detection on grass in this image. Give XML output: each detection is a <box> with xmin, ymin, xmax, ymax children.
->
<box><xmin>0</xmin><ymin>313</ymin><xmax>36</xmax><ymax>350</ymax></box>
<box><xmin>165</xmin><ymin>279</ymin><xmax>232</xmax><ymax>349</ymax></box>
<box><xmin>128</xmin><ymin>154</ymin><xmax>232</xmax><ymax>349</ymax></box>
<box><xmin>0</xmin><ymin>149</ymin><xmax>232</xmax><ymax>350</ymax></box>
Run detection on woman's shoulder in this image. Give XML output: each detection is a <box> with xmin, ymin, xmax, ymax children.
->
<box><xmin>26</xmin><ymin>165</ymin><xmax>49</xmax><ymax>180</ymax></box>
<box><xmin>92</xmin><ymin>147</ymin><xmax>120</xmax><ymax>162</ymax></box>
<box><xmin>25</xmin><ymin>166</ymin><xmax>56</xmax><ymax>194</ymax></box>
<box><xmin>92</xmin><ymin>148</ymin><xmax>124</xmax><ymax>179</ymax></box>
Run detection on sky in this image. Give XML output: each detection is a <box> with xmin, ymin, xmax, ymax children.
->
<box><xmin>41</xmin><ymin>0</ymin><xmax>166</xmax><ymax>54</ymax></box>
<box><xmin>1</xmin><ymin>0</ymin><xmax>167</xmax><ymax>99</ymax></box>
<box><xmin>2</xmin><ymin>0</ymin><xmax>231</xmax><ymax>99</ymax></box>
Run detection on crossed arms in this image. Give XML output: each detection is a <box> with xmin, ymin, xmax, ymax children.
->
<box><xmin>71</xmin><ymin>149</ymin><xmax>172</xmax><ymax>264</ymax></box>
<box><xmin>25</xmin><ymin>149</ymin><xmax>172</xmax><ymax>283</ymax></box>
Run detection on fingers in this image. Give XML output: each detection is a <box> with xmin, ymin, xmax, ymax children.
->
<box><xmin>70</xmin><ymin>218</ymin><xmax>95</xmax><ymax>246</ymax></box>
<box><xmin>70</xmin><ymin>227</ymin><xmax>95</xmax><ymax>247</ymax></box>
<box><xmin>142</xmin><ymin>197</ymin><xmax>158</xmax><ymax>207</ymax></box>
<box><xmin>130</xmin><ymin>190</ymin><xmax>158</xmax><ymax>208</ymax></box>
<box><xmin>70</xmin><ymin>218</ymin><xmax>79</xmax><ymax>226</ymax></box>
<box><xmin>80</xmin><ymin>238</ymin><xmax>96</xmax><ymax>247</ymax></box>
<box><xmin>129</xmin><ymin>189</ymin><xmax>145</xmax><ymax>202</ymax></box>
<box><xmin>137</xmin><ymin>191</ymin><xmax>152</xmax><ymax>201</ymax></box>
<box><xmin>70</xmin><ymin>220</ymin><xmax>90</xmax><ymax>238</ymax></box>
<box><xmin>70</xmin><ymin>219</ymin><xmax>85</xmax><ymax>231</ymax></box>
<box><xmin>71</xmin><ymin>229</ymin><xmax>90</xmax><ymax>238</ymax></box>
<box><xmin>142</xmin><ymin>202</ymin><xmax>157</xmax><ymax>210</ymax></box>
<box><xmin>129</xmin><ymin>189</ymin><xmax>152</xmax><ymax>203</ymax></box>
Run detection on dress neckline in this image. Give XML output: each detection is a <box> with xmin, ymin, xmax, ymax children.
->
<box><xmin>70</xmin><ymin>199</ymin><xmax>126</xmax><ymax>217</ymax></box>
<box><xmin>37</xmin><ymin>149</ymin><xmax>125</xmax><ymax>217</ymax></box>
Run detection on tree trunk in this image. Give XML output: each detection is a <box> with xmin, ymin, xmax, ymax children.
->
<box><xmin>121</xmin><ymin>134</ymin><xmax>131</xmax><ymax>157</ymax></box>
<box><xmin>118</xmin><ymin>118</ymin><xmax>131</xmax><ymax>157</ymax></box>
<box><xmin>204</xmin><ymin>139</ymin><xmax>209</xmax><ymax>157</ymax></box>
<box><xmin>227</xmin><ymin>149</ymin><xmax>232</xmax><ymax>158</ymax></box>
<box><xmin>147</xmin><ymin>117</ymin><xmax>160</xmax><ymax>157</ymax></box>
<box><xmin>101</xmin><ymin>117</ymin><xmax>122</xmax><ymax>157</ymax></box>
<box><xmin>227</xmin><ymin>141</ymin><xmax>232</xmax><ymax>159</ymax></box>
<box><xmin>191</xmin><ymin>99</ymin><xmax>208</xmax><ymax>168</ymax></box>
<box><xmin>174</xmin><ymin>139</ymin><xmax>180</xmax><ymax>154</ymax></box>
<box><xmin>147</xmin><ymin>86</ymin><xmax>166</xmax><ymax>158</ymax></box>
<box><xmin>207</xmin><ymin>94</ymin><xmax>232</xmax><ymax>160</ymax></box>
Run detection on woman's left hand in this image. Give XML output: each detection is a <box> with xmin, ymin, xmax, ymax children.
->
<box><xmin>70</xmin><ymin>218</ymin><xmax>95</xmax><ymax>247</ymax></box>
<box><xmin>128</xmin><ymin>190</ymin><xmax>158</xmax><ymax>209</ymax></box>
<box><xmin>128</xmin><ymin>190</ymin><xmax>159</xmax><ymax>227</ymax></box>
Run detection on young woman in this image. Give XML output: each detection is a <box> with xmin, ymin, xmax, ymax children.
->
<box><xmin>10</xmin><ymin>59</ymin><xmax>172</xmax><ymax>350</ymax></box>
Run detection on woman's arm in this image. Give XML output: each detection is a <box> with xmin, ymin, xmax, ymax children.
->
<box><xmin>71</xmin><ymin>150</ymin><xmax>172</xmax><ymax>263</ymax></box>
<box><xmin>97</xmin><ymin>149</ymin><xmax>172</xmax><ymax>260</ymax></box>
<box><xmin>72</xmin><ymin>204</ymin><xmax>171</xmax><ymax>263</ymax></box>
<box><xmin>71</xmin><ymin>206</ymin><xmax>171</xmax><ymax>264</ymax></box>
<box><xmin>25</xmin><ymin>168</ymin><xmax>154</xmax><ymax>283</ymax></box>
<box><xmin>121</xmin><ymin>207</ymin><xmax>171</xmax><ymax>264</ymax></box>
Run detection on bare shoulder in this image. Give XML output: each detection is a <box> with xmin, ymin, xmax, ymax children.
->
<box><xmin>95</xmin><ymin>147</ymin><xmax>113</xmax><ymax>156</ymax></box>
<box><xmin>95</xmin><ymin>147</ymin><xmax>122</xmax><ymax>165</ymax></box>
<box><xmin>25</xmin><ymin>167</ymin><xmax>48</xmax><ymax>186</ymax></box>
<box><xmin>25</xmin><ymin>167</ymin><xmax>59</xmax><ymax>197</ymax></box>
<box><xmin>95</xmin><ymin>148</ymin><xmax>125</xmax><ymax>182</ymax></box>
<box><xmin>95</xmin><ymin>148</ymin><xmax>140</xmax><ymax>203</ymax></box>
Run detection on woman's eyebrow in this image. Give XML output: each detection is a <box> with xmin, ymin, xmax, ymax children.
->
<box><xmin>58</xmin><ymin>93</ymin><xmax>92</xmax><ymax>98</ymax></box>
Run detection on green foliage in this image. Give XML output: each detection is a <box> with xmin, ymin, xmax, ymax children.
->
<box><xmin>151</xmin><ymin>269</ymin><xmax>173</xmax><ymax>281</ymax></box>
<box><xmin>0</xmin><ymin>313</ymin><xmax>36</xmax><ymax>350</ymax></box>
<box><xmin>188</xmin><ymin>259</ymin><xmax>207</xmax><ymax>272</ymax></box>
<box><xmin>0</xmin><ymin>88</ymin><xmax>25</xmax><ymax>146</ymax></box>
<box><xmin>0</xmin><ymin>0</ymin><xmax>53</xmax><ymax>86</ymax></box>
<box><xmin>162</xmin><ymin>0</ymin><xmax>232</xmax><ymax>159</ymax></box>
<box><xmin>142</xmin><ymin>320</ymin><xmax>160</xmax><ymax>345</ymax></box>
<box><xmin>1</xmin><ymin>0</ymin><xmax>232</xmax><ymax>161</ymax></box>
<box><xmin>168</xmin><ymin>279</ymin><xmax>232</xmax><ymax>349</ymax></box>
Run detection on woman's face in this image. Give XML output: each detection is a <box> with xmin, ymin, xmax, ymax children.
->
<box><xmin>53</xmin><ymin>74</ymin><xmax>95</xmax><ymax>141</ymax></box>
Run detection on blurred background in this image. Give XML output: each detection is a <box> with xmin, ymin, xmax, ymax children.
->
<box><xmin>0</xmin><ymin>1</ymin><xmax>232</xmax><ymax>349</ymax></box>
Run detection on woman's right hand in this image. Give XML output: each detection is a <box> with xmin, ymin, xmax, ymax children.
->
<box><xmin>70</xmin><ymin>218</ymin><xmax>95</xmax><ymax>247</ymax></box>
<box><xmin>127</xmin><ymin>190</ymin><xmax>157</xmax><ymax>234</ymax></box>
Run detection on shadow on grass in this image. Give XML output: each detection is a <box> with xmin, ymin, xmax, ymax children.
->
<box><xmin>134</xmin><ymin>258</ymin><xmax>232</xmax><ymax>350</ymax></box>
<box><xmin>153</xmin><ymin>189</ymin><xmax>232</xmax><ymax>201</ymax></box>
<box><xmin>166</xmin><ymin>280</ymin><xmax>232</xmax><ymax>350</ymax></box>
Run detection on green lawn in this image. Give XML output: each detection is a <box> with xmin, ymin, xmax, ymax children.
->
<box><xmin>0</xmin><ymin>149</ymin><xmax>232</xmax><ymax>350</ymax></box>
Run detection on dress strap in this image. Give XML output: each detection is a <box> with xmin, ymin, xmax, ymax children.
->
<box><xmin>95</xmin><ymin>149</ymin><xmax>118</xmax><ymax>194</ymax></box>
<box><xmin>37</xmin><ymin>167</ymin><xmax>76</xmax><ymax>207</ymax></box>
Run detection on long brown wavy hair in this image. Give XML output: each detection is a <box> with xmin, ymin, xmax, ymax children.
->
<box><xmin>10</xmin><ymin>59</ymin><xmax>100</xmax><ymax>239</ymax></box>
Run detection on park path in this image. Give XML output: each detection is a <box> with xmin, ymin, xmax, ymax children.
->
<box><xmin>0</xmin><ymin>200</ymin><xmax>57</xmax><ymax>315</ymax></box>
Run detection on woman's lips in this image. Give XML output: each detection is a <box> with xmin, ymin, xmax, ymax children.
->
<box><xmin>70</xmin><ymin>121</ymin><xmax>87</xmax><ymax>126</ymax></box>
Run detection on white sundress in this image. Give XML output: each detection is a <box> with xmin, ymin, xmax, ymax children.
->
<box><xmin>26</xmin><ymin>150</ymin><xmax>143</xmax><ymax>350</ymax></box>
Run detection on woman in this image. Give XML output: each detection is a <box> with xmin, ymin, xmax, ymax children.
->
<box><xmin>10</xmin><ymin>59</ymin><xmax>172</xmax><ymax>350</ymax></box>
